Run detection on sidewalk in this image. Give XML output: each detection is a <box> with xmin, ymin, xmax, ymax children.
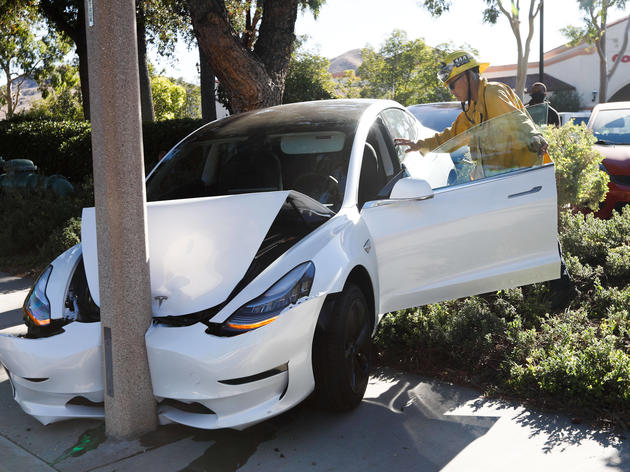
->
<box><xmin>0</xmin><ymin>272</ymin><xmax>629</xmax><ymax>471</ymax></box>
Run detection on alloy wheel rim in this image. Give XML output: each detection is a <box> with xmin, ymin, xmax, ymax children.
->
<box><xmin>344</xmin><ymin>297</ymin><xmax>370</xmax><ymax>394</ymax></box>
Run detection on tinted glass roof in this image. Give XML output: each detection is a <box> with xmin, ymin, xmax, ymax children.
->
<box><xmin>193</xmin><ymin>100</ymin><xmax>379</xmax><ymax>139</ymax></box>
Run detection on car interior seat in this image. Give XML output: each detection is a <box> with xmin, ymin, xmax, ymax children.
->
<box><xmin>219</xmin><ymin>146</ymin><xmax>283</xmax><ymax>194</ymax></box>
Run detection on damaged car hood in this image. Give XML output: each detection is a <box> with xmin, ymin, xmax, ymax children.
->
<box><xmin>82</xmin><ymin>191</ymin><xmax>316</xmax><ymax>317</ymax></box>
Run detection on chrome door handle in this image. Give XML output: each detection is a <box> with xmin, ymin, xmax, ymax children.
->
<box><xmin>508</xmin><ymin>186</ymin><xmax>542</xmax><ymax>199</ymax></box>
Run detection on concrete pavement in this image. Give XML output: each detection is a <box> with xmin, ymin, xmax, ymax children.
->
<box><xmin>0</xmin><ymin>272</ymin><xmax>628</xmax><ymax>471</ymax></box>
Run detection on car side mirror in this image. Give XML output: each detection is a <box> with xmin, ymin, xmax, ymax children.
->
<box><xmin>362</xmin><ymin>177</ymin><xmax>434</xmax><ymax>209</ymax></box>
<box><xmin>390</xmin><ymin>177</ymin><xmax>434</xmax><ymax>200</ymax></box>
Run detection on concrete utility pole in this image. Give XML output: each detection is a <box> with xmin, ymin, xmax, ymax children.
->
<box><xmin>85</xmin><ymin>0</ymin><xmax>157</xmax><ymax>438</ymax></box>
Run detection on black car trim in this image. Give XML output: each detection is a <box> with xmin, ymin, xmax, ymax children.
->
<box><xmin>218</xmin><ymin>363</ymin><xmax>288</xmax><ymax>385</ymax></box>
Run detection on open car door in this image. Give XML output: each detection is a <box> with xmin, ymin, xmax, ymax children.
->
<box><xmin>361</xmin><ymin>107</ymin><xmax>560</xmax><ymax>314</ymax></box>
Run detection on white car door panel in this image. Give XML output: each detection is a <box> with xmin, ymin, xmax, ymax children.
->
<box><xmin>361</xmin><ymin>164</ymin><xmax>560</xmax><ymax>314</ymax></box>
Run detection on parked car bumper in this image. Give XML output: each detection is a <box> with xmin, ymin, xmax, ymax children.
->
<box><xmin>594</xmin><ymin>180</ymin><xmax>630</xmax><ymax>218</ymax></box>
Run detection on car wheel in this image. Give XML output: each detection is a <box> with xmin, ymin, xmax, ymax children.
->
<box><xmin>312</xmin><ymin>283</ymin><xmax>372</xmax><ymax>411</ymax></box>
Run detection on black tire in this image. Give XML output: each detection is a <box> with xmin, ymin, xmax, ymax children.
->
<box><xmin>312</xmin><ymin>284</ymin><xmax>372</xmax><ymax>411</ymax></box>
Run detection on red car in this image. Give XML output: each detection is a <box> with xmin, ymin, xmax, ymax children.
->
<box><xmin>588</xmin><ymin>101</ymin><xmax>630</xmax><ymax>218</ymax></box>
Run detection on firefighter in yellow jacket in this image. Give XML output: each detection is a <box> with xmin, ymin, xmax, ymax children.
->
<box><xmin>395</xmin><ymin>51</ymin><xmax>549</xmax><ymax>178</ymax></box>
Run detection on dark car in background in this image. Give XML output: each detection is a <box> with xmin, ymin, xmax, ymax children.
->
<box><xmin>407</xmin><ymin>101</ymin><xmax>461</xmax><ymax>132</ymax></box>
<box><xmin>588</xmin><ymin>101</ymin><xmax>630</xmax><ymax>218</ymax></box>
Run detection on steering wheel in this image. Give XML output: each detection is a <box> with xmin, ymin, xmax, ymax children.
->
<box><xmin>292</xmin><ymin>173</ymin><xmax>342</xmax><ymax>208</ymax></box>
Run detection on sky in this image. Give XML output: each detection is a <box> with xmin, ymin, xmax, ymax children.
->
<box><xmin>153</xmin><ymin>0</ymin><xmax>630</xmax><ymax>84</ymax></box>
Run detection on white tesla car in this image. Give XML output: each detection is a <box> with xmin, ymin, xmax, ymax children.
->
<box><xmin>0</xmin><ymin>99</ymin><xmax>560</xmax><ymax>430</ymax></box>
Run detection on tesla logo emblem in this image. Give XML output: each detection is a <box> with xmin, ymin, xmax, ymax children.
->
<box><xmin>154</xmin><ymin>296</ymin><xmax>168</xmax><ymax>307</ymax></box>
<box><xmin>363</xmin><ymin>239</ymin><xmax>371</xmax><ymax>254</ymax></box>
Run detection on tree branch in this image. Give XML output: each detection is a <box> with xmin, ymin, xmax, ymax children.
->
<box><xmin>189</xmin><ymin>0</ymin><xmax>271</xmax><ymax>111</ymax></box>
<box><xmin>253</xmin><ymin>0</ymin><xmax>298</xmax><ymax>77</ymax></box>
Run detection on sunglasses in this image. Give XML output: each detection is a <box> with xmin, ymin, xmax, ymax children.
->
<box><xmin>448</xmin><ymin>75</ymin><xmax>463</xmax><ymax>91</ymax></box>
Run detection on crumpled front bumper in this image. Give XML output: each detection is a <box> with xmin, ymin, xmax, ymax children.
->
<box><xmin>0</xmin><ymin>295</ymin><xmax>325</xmax><ymax>430</ymax></box>
<box><xmin>0</xmin><ymin>322</ymin><xmax>104</xmax><ymax>425</ymax></box>
<box><xmin>148</xmin><ymin>296</ymin><xmax>324</xmax><ymax>430</ymax></box>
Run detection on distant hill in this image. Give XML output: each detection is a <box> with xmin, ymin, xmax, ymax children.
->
<box><xmin>0</xmin><ymin>77</ymin><xmax>41</xmax><ymax>120</ymax></box>
<box><xmin>329</xmin><ymin>49</ymin><xmax>363</xmax><ymax>77</ymax></box>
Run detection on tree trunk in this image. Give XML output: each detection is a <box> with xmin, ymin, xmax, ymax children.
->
<box><xmin>136</xmin><ymin>1</ymin><xmax>155</xmax><ymax>122</ymax></box>
<box><xmin>2</xmin><ymin>64</ymin><xmax>14</xmax><ymax>119</ymax></box>
<box><xmin>77</xmin><ymin>38</ymin><xmax>91</xmax><ymax>120</ymax></box>
<box><xmin>513</xmin><ymin>34</ymin><xmax>526</xmax><ymax>100</ymax></box>
<box><xmin>39</xmin><ymin>1</ymin><xmax>91</xmax><ymax>120</ymax></box>
<box><xmin>597</xmin><ymin>32</ymin><xmax>608</xmax><ymax>103</ymax></box>
<box><xmin>188</xmin><ymin>0</ymin><xmax>298</xmax><ymax>113</ymax></box>
<box><xmin>497</xmin><ymin>1</ymin><xmax>542</xmax><ymax>100</ymax></box>
<box><xmin>199</xmin><ymin>45</ymin><xmax>216</xmax><ymax>122</ymax></box>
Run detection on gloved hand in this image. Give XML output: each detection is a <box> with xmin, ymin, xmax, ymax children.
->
<box><xmin>528</xmin><ymin>135</ymin><xmax>548</xmax><ymax>156</ymax></box>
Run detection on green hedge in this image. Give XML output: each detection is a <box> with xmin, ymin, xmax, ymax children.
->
<box><xmin>0</xmin><ymin>118</ymin><xmax>204</xmax><ymax>184</ymax></box>
<box><xmin>141</xmin><ymin>119</ymin><xmax>204</xmax><ymax>171</ymax></box>
<box><xmin>0</xmin><ymin>185</ymin><xmax>93</xmax><ymax>273</ymax></box>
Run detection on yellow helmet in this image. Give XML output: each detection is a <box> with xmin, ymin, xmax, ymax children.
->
<box><xmin>437</xmin><ymin>51</ymin><xmax>489</xmax><ymax>84</ymax></box>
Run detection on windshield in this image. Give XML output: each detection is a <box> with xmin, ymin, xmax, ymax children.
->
<box><xmin>428</xmin><ymin>105</ymin><xmax>548</xmax><ymax>186</ymax></box>
<box><xmin>146</xmin><ymin>123</ymin><xmax>355</xmax><ymax>212</ymax></box>
<box><xmin>590</xmin><ymin>108</ymin><xmax>630</xmax><ymax>144</ymax></box>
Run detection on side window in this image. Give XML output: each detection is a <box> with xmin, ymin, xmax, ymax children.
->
<box><xmin>433</xmin><ymin>108</ymin><xmax>547</xmax><ymax>188</ymax></box>
<box><xmin>358</xmin><ymin>118</ymin><xmax>407</xmax><ymax>207</ymax></box>
<box><xmin>380</xmin><ymin>108</ymin><xmax>419</xmax><ymax>164</ymax></box>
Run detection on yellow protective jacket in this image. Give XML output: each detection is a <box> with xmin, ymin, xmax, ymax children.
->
<box><xmin>416</xmin><ymin>78</ymin><xmax>547</xmax><ymax>176</ymax></box>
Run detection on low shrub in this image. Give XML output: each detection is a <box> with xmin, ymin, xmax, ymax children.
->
<box><xmin>142</xmin><ymin>119</ymin><xmax>203</xmax><ymax>172</ymax></box>
<box><xmin>549</xmin><ymin>89</ymin><xmax>582</xmax><ymax>112</ymax></box>
<box><xmin>0</xmin><ymin>118</ymin><xmax>204</xmax><ymax>185</ymax></box>
<box><xmin>38</xmin><ymin>217</ymin><xmax>83</xmax><ymax>265</ymax></box>
<box><xmin>504</xmin><ymin>309</ymin><xmax>630</xmax><ymax>409</ymax></box>
<box><xmin>544</xmin><ymin>122</ymin><xmax>609</xmax><ymax>212</ymax></box>
<box><xmin>0</xmin><ymin>186</ymin><xmax>93</xmax><ymax>271</ymax></box>
<box><xmin>560</xmin><ymin>207</ymin><xmax>630</xmax><ymax>282</ymax></box>
<box><xmin>375</xmin><ymin>296</ymin><xmax>508</xmax><ymax>379</ymax></box>
<box><xmin>0</xmin><ymin>120</ymin><xmax>91</xmax><ymax>182</ymax></box>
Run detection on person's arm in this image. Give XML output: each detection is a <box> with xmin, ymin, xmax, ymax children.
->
<box><xmin>395</xmin><ymin>111</ymin><xmax>471</xmax><ymax>154</ymax></box>
<box><xmin>487</xmin><ymin>84</ymin><xmax>546</xmax><ymax>149</ymax></box>
<box><xmin>486</xmin><ymin>85</ymin><xmax>549</xmax><ymax>164</ymax></box>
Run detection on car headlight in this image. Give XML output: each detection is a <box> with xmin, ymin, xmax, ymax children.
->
<box><xmin>222</xmin><ymin>261</ymin><xmax>315</xmax><ymax>335</ymax></box>
<box><xmin>23</xmin><ymin>265</ymin><xmax>53</xmax><ymax>327</ymax></box>
<box><xmin>599</xmin><ymin>163</ymin><xmax>609</xmax><ymax>174</ymax></box>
